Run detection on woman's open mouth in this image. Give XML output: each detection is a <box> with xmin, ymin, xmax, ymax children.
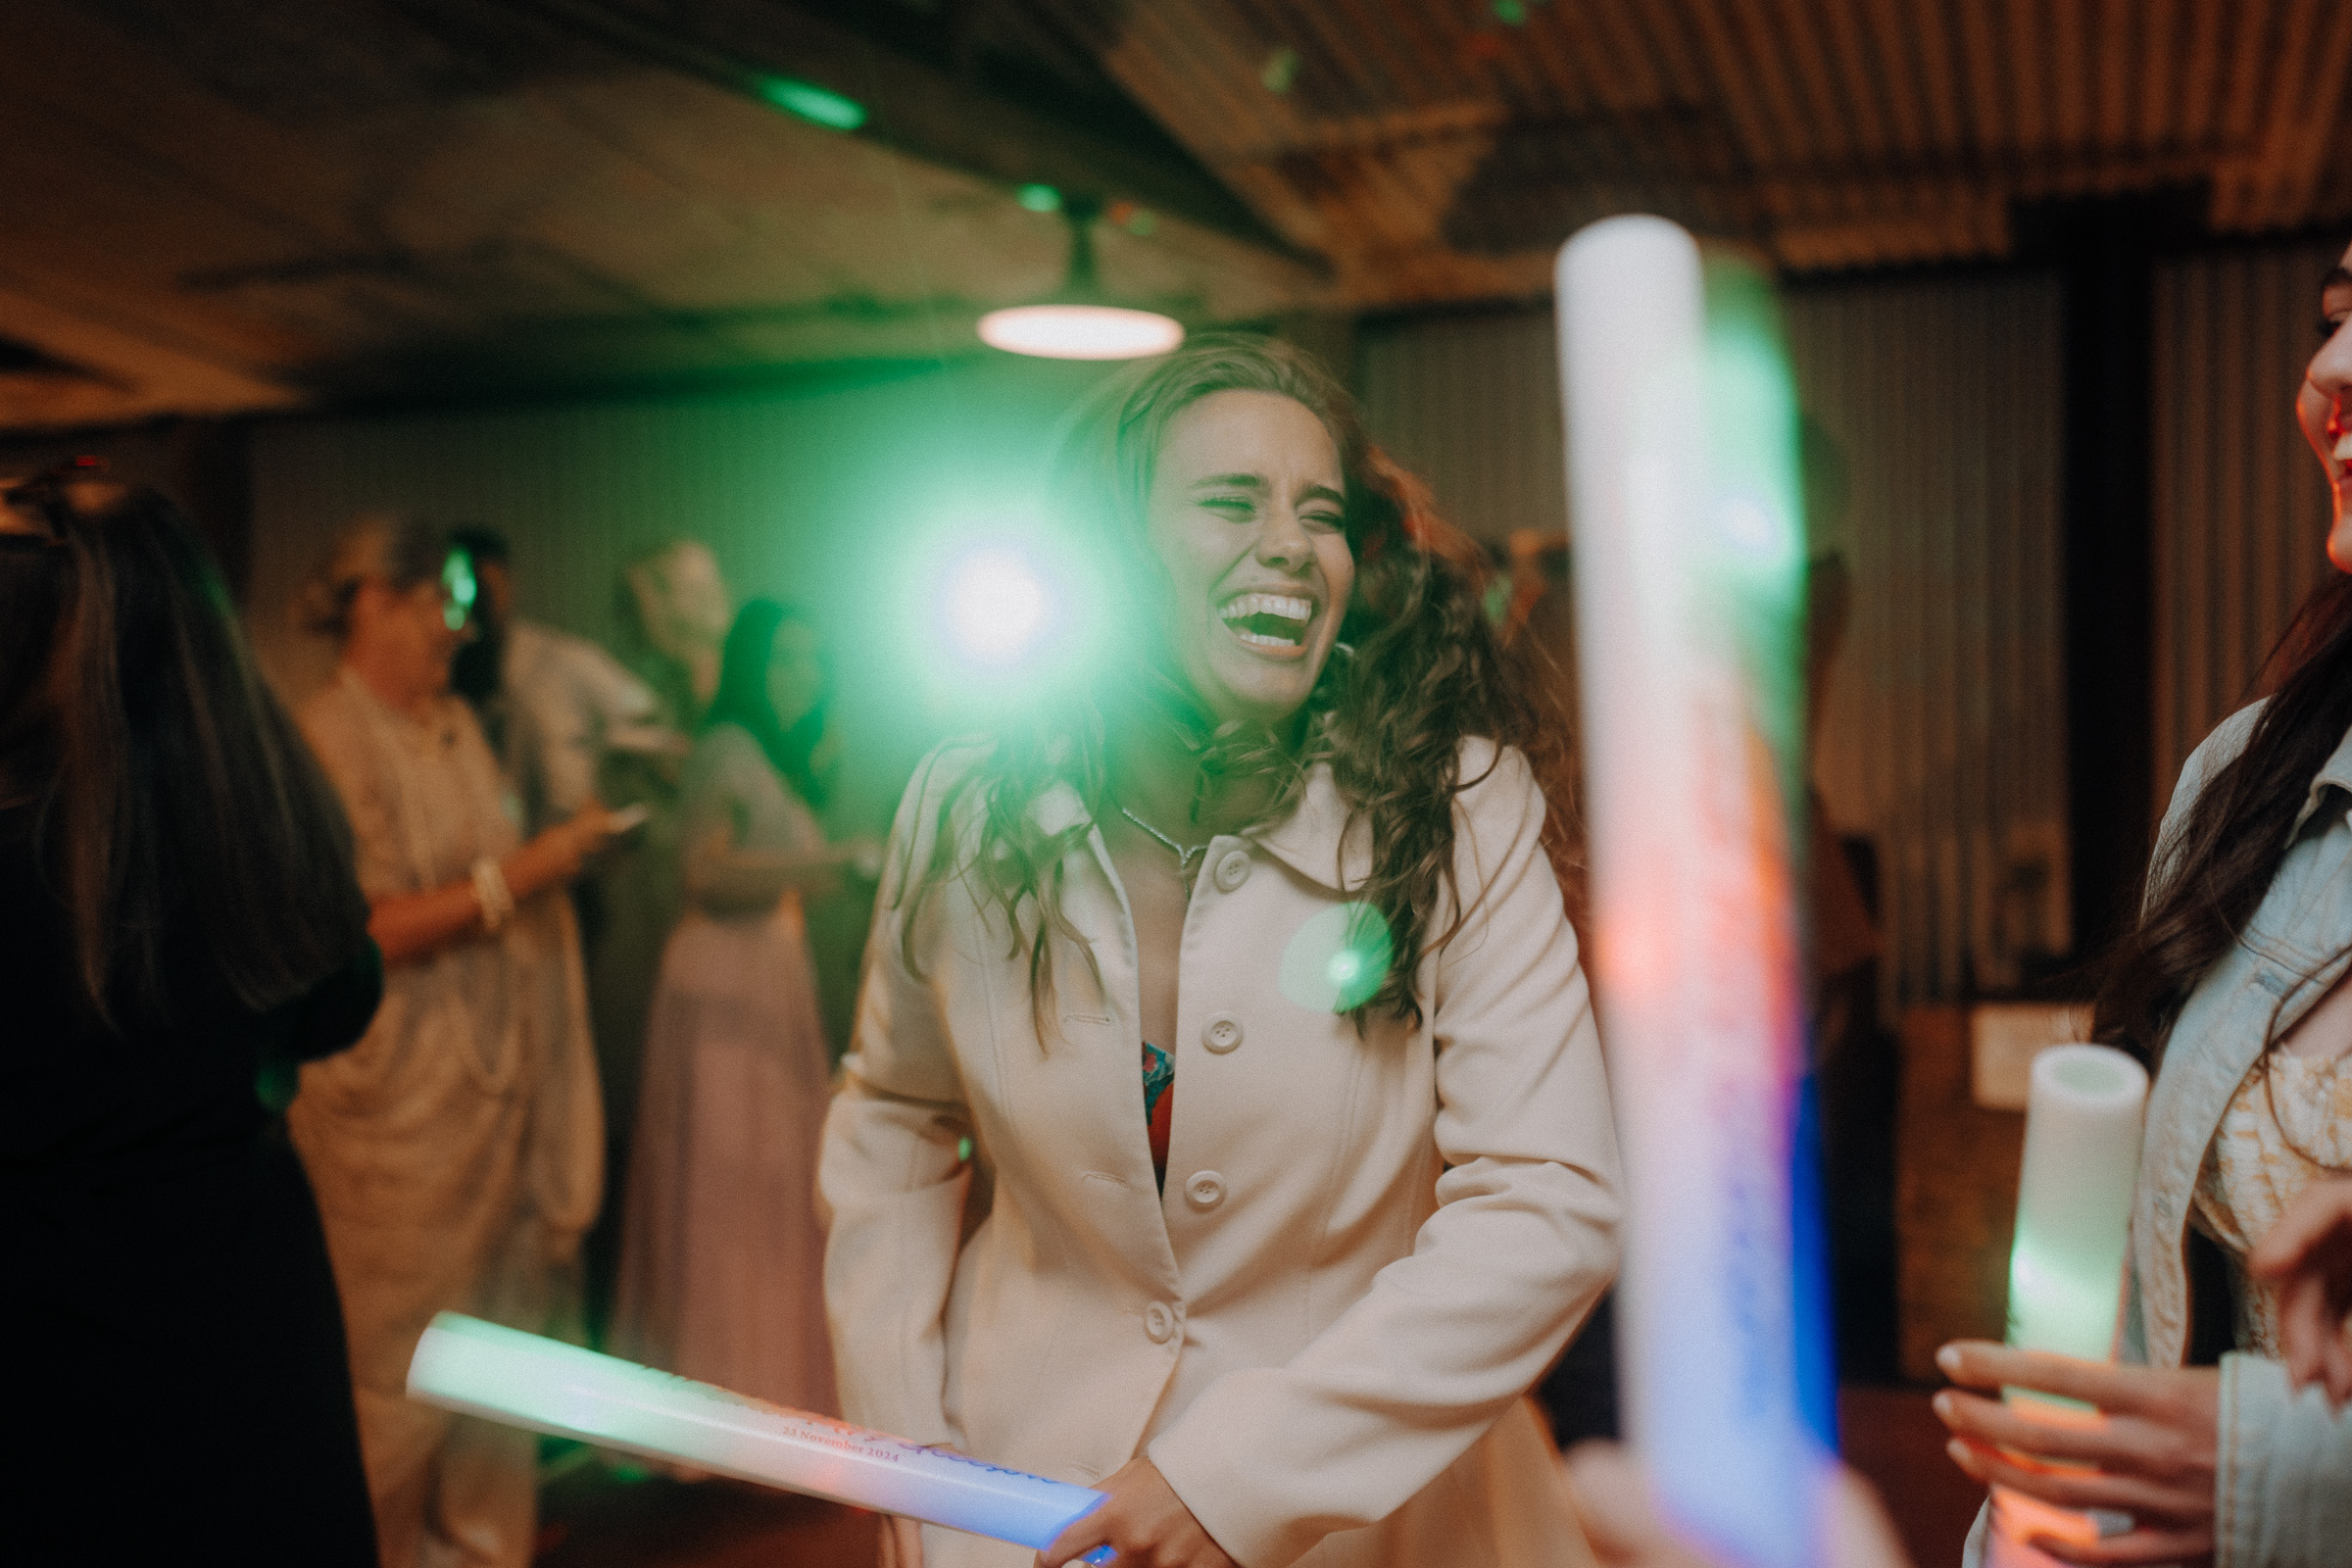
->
<box><xmin>1217</xmin><ymin>591</ymin><xmax>1315</xmax><ymax>658</ymax></box>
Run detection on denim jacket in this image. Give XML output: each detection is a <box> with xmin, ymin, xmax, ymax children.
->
<box><xmin>1965</xmin><ymin>706</ymin><xmax>2352</xmax><ymax>1567</ymax></box>
<box><xmin>2113</xmin><ymin>705</ymin><xmax>2352</xmax><ymax>1567</ymax></box>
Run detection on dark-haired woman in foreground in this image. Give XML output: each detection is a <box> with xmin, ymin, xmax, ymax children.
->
<box><xmin>1937</xmin><ymin>251</ymin><xmax>2352</xmax><ymax>1563</ymax></box>
<box><xmin>1</xmin><ymin>480</ymin><xmax>384</xmax><ymax>1562</ymax></box>
<box><xmin>822</xmin><ymin>336</ymin><xmax>1620</xmax><ymax>1568</ymax></box>
<box><xmin>614</xmin><ymin>599</ymin><xmax>869</xmax><ymax>1415</ymax></box>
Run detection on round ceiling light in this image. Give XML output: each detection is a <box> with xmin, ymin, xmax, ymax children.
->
<box><xmin>977</xmin><ymin>303</ymin><xmax>1185</xmax><ymax>361</ymax></box>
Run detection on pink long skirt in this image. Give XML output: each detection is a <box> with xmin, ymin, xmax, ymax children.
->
<box><xmin>612</xmin><ymin>901</ymin><xmax>839</xmax><ymax>1415</ymax></box>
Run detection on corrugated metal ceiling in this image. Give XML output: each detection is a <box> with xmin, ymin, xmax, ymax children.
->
<box><xmin>6</xmin><ymin>0</ymin><xmax>2352</xmax><ymax>426</ymax></box>
<box><xmin>1045</xmin><ymin>0</ymin><xmax>2352</xmax><ymax>301</ymax></box>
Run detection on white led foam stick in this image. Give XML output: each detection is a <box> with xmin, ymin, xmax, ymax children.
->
<box><xmin>408</xmin><ymin>1313</ymin><xmax>1112</xmax><ymax>1562</ymax></box>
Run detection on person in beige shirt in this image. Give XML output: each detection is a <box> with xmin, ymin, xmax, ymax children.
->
<box><xmin>822</xmin><ymin>335</ymin><xmax>1621</xmax><ymax>1568</ymax></box>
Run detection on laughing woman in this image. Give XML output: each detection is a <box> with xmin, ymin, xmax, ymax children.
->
<box><xmin>821</xmin><ymin>336</ymin><xmax>1620</xmax><ymax>1568</ymax></box>
<box><xmin>1936</xmin><ymin>246</ymin><xmax>2352</xmax><ymax>1564</ymax></box>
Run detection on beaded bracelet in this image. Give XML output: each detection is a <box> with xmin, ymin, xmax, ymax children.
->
<box><xmin>471</xmin><ymin>856</ymin><xmax>514</xmax><ymax>934</ymax></box>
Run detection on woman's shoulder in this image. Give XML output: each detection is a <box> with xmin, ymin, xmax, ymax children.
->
<box><xmin>2153</xmin><ymin>702</ymin><xmax>2270</xmax><ymax>860</ymax></box>
<box><xmin>682</xmin><ymin>720</ymin><xmax>784</xmax><ymax>804</ymax></box>
<box><xmin>294</xmin><ymin>680</ymin><xmax>370</xmax><ymax>776</ymax></box>
<box><xmin>691</xmin><ymin>718</ymin><xmax>765</xmax><ymax>765</ymax></box>
<box><xmin>895</xmin><ymin>737</ymin><xmax>995</xmax><ymax>815</ymax></box>
<box><xmin>2181</xmin><ymin>701</ymin><xmax>2270</xmax><ymax>794</ymax></box>
<box><xmin>1438</xmin><ymin>738</ymin><xmax>1552</xmax><ymax>887</ymax></box>
<box><xmin>1449</xmin><ymin>736</ymin><xmax>1541</xmax><ymax>817</ymax></box>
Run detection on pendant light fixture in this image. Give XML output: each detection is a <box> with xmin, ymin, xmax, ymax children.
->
<box><xmin>978</xmin><ymin>194</ymin><xmax>1186</xmax><ymax>361</ymax></box>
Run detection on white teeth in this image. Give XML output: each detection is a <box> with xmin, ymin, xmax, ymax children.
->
<box><xmin>1218</xmin><ymin>592</ymin><xmax>1313</xmax><ymax>623</ymax></box>
<box><xmin>2334</xmin><ymin>431</ymin><xmax>2352</xmax><ymax>463</ymax></box>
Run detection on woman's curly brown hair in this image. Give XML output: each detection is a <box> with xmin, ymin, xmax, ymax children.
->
<box><xmin>901</xmin><ymin>332</ymin><xmax>1581</xmax><ymax>1036</ymax></box>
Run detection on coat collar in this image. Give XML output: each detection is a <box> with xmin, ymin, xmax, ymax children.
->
<box><xmin>1248</xmin><ymin>761</ymin><xmax>1372</xmax><ymax>894</ymax></box>
<box><xmin>2289</xmin><ymin>719</ymin><xmax>2352</xmax><ymax>839</ymax></box>
<box><xmin>1028</xmin><ymin>762</ymin><xmax>1372</xmax><ymax>895</ymax></box>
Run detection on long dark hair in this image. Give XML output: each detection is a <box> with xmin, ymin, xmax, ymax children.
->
<box><xmin>2094</xmin><ymin>571</ymin><xmax>2352</xmax><ymax>1061</ymax></box>
<box><xmin>0</xmin><ymin>479</ymin><xmax>371</xmax><ymax>1031</ymax></box>
<box><xmin>902</xmin><ymin>333</ymin><xmax>1577</xmax><ymax>1033</ymax></box>
<box><xmin>706</xmin><ymin>599</ymin><xmax>830</xmax><ymax>808</ymax></box>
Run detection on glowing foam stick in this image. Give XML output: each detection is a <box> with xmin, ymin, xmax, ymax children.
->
<box><xmin>408</xmin><ymin>1314</ymin><xmax>1112</xmax><ymax>1562</ymax></box>
<box><xmin>1557</xmin><ymin>217</ymin><xmax>1829</xmax><ymax>1568</ymax></box>
<box><xmin>1990</xmin><ymin>1044</ymin><xmax>2149</xmax><ymax>1568</ymax></box>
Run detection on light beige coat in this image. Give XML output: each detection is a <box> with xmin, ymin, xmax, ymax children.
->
<box><xmin>821</xmin><ymin>738</ymin><xmax>1620</xmax><ymax>1568</ymax></box>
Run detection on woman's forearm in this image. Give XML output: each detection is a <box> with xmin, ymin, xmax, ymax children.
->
<box><xmin>368</xmin><ymin>880</ymin><xmax>486</xmax><ymax>964</ymax></box>
<box><xmin>368</xmin><ymin>836</ymin><xmax>574</xmax><ymax>964</ymax></box>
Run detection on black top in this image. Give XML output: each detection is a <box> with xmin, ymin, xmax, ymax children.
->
<box><xmin>0</xmin><ymin>802</ymin><xmax>385</xmax><ymax>1564</ymax></box>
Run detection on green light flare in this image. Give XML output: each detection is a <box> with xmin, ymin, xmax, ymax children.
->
<box><xmin>945</xmin><ymin>547</ymin><xmax>1051</xmax><ymax>666</ymax></box>
<box><xmin>902</xmin><ymin>513</ymin><xmax>1108</xmax><ymax>716</ymax></box>
<box><xmin>1017</xmin><ymin>183</ymin><xmax>1062</xmax><ymax>214</ymax></box>
<box><xmin>1700</xmin><ymin>255</ymin><xmax>1809</xmax><ymax>804</ymax></box>
<box><xmin>1123</xmin><ymin>209</ymin><xmax>1157</xmax><ymax>237</ymax></box>
<box><xmin>1261</xmin><ymin>46</ymin><xmax>1299</xmax><ymax>94</ymax></box>
<box><xmin>1493</xmin><ymin>0</ymin><xmax>1530</xmax><ymax>24</ymax></box>
<box><xmin>442</xmin><ymin>547</ymin><xmax>477</xmax><ymax>632</ymax></box>
<box><xmin>1278</xmin><ymin>903</ymin><xmax>1393</xmax><ymax>1013</ymax></box>
<box><xmin>758</xmin><ymin>76</ymin><xmax>867</xmax><ymax>131</ymax></box>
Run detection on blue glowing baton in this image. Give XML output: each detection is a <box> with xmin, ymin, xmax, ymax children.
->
<box><xmin>408</xmin><ymin>1313</ymin><xmax>1112</xmax><ymax>1562</ymax></box>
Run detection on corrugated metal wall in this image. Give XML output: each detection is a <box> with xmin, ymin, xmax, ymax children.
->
<box><xmin>1358</xmin><ymin>310</ymin><xmax>1567</xmax><ymax>544</ymax></box>
<box><xmin>1359</xmin><ymin>273</ymin><xmax>2070</xmax><ymax>1008</ymax></box>
<box><xmin>2151</xmin><ymin>240</ymin><xmax>2344</xmax><ymax>801</ymax></box>
<box><xmin>1782</xmin><ymin>275</ymin><xmax>2070</xmax><ymax>1006</ymax></box>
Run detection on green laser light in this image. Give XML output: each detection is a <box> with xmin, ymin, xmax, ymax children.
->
<box><xmin>758</xmin><ymin>76</ymin><xmax>867</xmax><ymax>131</ymax></box>
<box><xmin>1017</xmin><ymin>184</ymin><xmax>1062</xmax><ymax>214</ymax></box>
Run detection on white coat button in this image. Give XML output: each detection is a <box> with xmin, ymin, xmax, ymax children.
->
<box><xmin>1185</xmin><ymin>1171</ymin><xmax>1226</xmax><ymax>1210</ymax></box>
<box><xmin>1201</xmin><ymin>1013</ymin><xmax>1243</xmax><ymax>1054</ymax></box>
<box><xmin>1144</xmin><ymin>1301</ymin><xmax>1177</xmax><ymax>1344</ymax></box>
<box><xmin>1213</xmin><ymin>849</ymin><xmax>1250</xmax><ymax>892</ymax></box>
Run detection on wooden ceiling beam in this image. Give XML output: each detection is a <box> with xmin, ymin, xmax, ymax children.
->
<box><xmin>485</xmin><ymin>0</ymin><xmax>1315</xmax><ymax>266</ymax></box>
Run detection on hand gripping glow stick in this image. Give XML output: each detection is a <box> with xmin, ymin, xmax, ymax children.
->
<box><xmin>408</xmin><ymin>1314</ymin><xmax>1113</xmax><ymax>1563</ymax></box>
<box><xmin>1557</xmin><ymin>217</ymin><xmax>1831</xmax><ymax>1568</ymax></box>
<box><xmin>1990</xmin><ymin>1045</ymin><xmax>2149</xmax><ymax>1568</ymax></box>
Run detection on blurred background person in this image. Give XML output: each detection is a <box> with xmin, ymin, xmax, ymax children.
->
<box><xmin>447</xmin><ymin>524</ymin><xmax>687</xmax><ymax>1337</ymax></box>
<box><xmin>291</xmin><ymin>514</ymin><xmax>624</xmax><ymax>1568</ymax></box>
<box><xmin>2</xmin><ymin>475</ymin><xmax>384</xmax><ymax>1564</ymax></box>
<box><xmin>613</xmin><ymin>598</ymin><xmax>872</xmax><ymax>1417</ymax></box>
<box><xmin>447</xmin><ymin>523</ymin><xmax>678</xmax><ymax>840</ymax></box>
<box><xmin>619</xmin><ymin>537</ymin><xmax>734</xmax><ymax>734</ymax></box>
<box><xmin>587</xmin><ymin>536</ymin><xmax>740</xmax><ymax>1328</ymax></box>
